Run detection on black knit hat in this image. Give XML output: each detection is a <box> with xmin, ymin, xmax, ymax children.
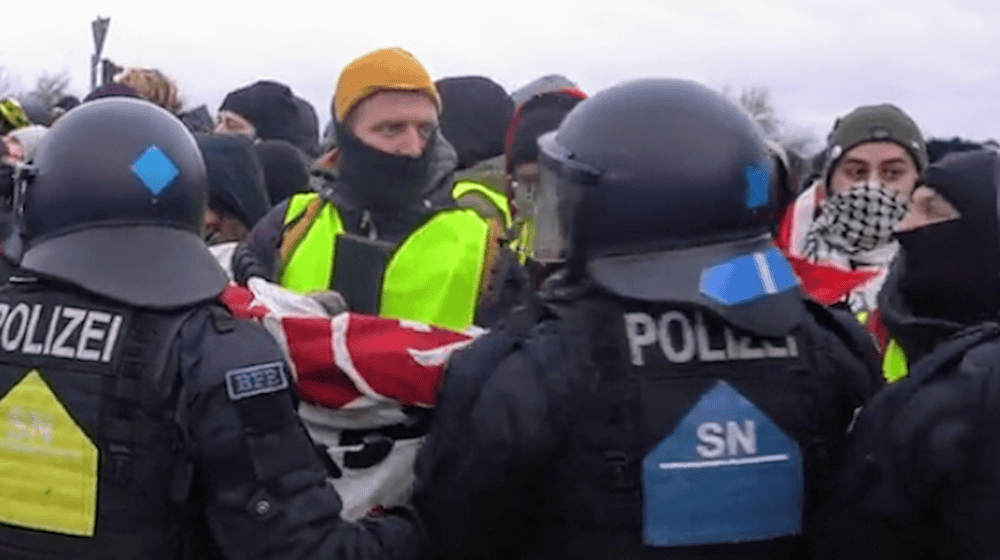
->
<box><xmin>220</xmin><ymin>81</ymin><xmax>299</xmax><ymax>143</ymax></box>
<box><xmin>436</xmin><ymin>76</ymin><xmax>514</xmax><ymax>170</ymax></box>
<box><xmin>923</xmin><ymin>150</ymin><xmax>1000</xmax><ymax>244</ymax></box>
<box><xmin>195</xmin><ymin>133</ymin><xmax>271</xmax><ymax>229</ymax></box>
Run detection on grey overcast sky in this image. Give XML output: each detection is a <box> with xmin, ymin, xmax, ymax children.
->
<box><xmin>3</xmin><ymin>0</ymin><xmax>1000</xmax><ymax>148</ymax></box>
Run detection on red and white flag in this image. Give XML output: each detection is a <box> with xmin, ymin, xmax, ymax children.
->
<box><xmin>220</xmin><ymin>279</ymin><xmax>483</xmax><ymax>413</ymax></box>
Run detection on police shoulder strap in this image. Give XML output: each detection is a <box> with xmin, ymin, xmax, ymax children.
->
<box><xmin>554</xmin><ymin>298</ymin><xmax>643</xmax><ymax>492</ymax></box>
<box><xmin>99</xmin><ymin>305</ymin><xmax>203</xmax><ymax>529</ymax></box>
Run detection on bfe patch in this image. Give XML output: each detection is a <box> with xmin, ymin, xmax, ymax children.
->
<box><xmin>225</xmin><ymin>362</ymin><xmax>289</xmax><ymax>401</ymax></box>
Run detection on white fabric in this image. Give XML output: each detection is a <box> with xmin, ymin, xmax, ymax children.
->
<box><xmin>299</xmin><ymin>402</ymin><xmax>422</xmax><ymax>521</ymax></box>
<box><xmin>208</xmin><ymin>242</ymin><xmax>237</xmax><ymax>280</ymax></box>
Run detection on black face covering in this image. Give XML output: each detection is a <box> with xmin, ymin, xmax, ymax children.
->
<box><xmin>896</xmin><ymin>219</ymin><xmax>1000</xmax><ymax>324</ymax></box>
<box><xmin>335</xmin><ymin>124</ymin><xmax>434</xmax><ymax>212</ymax></box>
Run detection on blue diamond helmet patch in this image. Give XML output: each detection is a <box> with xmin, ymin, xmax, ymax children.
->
<box><xmin>743</xmin><ymin>162</ymin><xmax>771</xmax><ymax>210</ymax></box>
<box><xmin>131</xmin><ymin>145</ymin><xmax>180</xmax><ymax>196</ymax></box>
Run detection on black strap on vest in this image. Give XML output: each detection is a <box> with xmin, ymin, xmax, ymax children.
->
<box><xmin>220</xmin><ymin>306</ymin><xmax>322</xmax><ymax>493</ymax></box>
<box><xmin>556</xmin><ymin>300</ymin><xmax>643</xmax><ymax>492</ymax></box>
<box><xmin>332</xmin><ymin>233</ymin><xmax>395</xmax><ymax>313</ymax></box>
<box><xmin>97</xmin><ymin>306</ymin><xmax>198</xmax><ymax>535</ymax></box>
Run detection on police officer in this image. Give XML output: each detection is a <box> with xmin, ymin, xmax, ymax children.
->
<box><xmin>0</xmin><ymin>98</ymin><xmax>420</xmax><ymax>559</ymax></box>
<box><xmin>410</xmin><ymin>79</ymin><xmax>882</xmax><ymax>559</ymax></box>
<box><xmin>815</xmin><ymin>150</ymin><xmax>1000</xmax><ymax>559</ymax></box>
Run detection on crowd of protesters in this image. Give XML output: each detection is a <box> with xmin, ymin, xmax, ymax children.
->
<box><xmin>0</xmin><ymin>45</ymin><xmax>999</xmax><ymax>559</ymax></box>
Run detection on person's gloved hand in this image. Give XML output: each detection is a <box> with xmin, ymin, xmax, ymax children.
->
<box><xmin>307</xmin><ymin>290</ymin><xmax>348</xmax><ymax>316</ymax></box>
<box><xmin>231</xmin><ymin>243</ymin><xmax>270</xmax><ymax>286</ymax></box>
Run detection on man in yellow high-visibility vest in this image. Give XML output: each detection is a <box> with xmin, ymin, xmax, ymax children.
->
<box><xmin>234</xmin><ymin>47</ymin><xmax>526</xmax><ymax>333</ymax></box>
<box><xmin>231</xmin><ymin>47</ymin><xmax>529</xmax><ymax>520</ymax></box>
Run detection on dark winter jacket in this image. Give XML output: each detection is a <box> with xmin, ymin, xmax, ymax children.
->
<box><xmin>814</xmin><ymin>323</ymin><xmax>1000</xmax><ymax>560</ymax></box>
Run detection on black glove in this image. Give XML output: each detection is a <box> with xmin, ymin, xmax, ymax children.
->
<box><xmin>231</xmin><ymin>243</ymin><xmax>271</xmax><ymax>286</ymax></box>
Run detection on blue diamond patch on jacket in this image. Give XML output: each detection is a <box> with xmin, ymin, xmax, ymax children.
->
<box><xmin>131</xmin><ymin>145</ymin><xmax>179</xmax><ymax>196</ymax></box>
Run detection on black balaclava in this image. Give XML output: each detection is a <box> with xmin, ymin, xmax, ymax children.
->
<box><xmin>895</xmin><ymin>149</ymin><xmax>1000</xmax><ymax>324</ymax></box>
<box><xmin>334</xmin><ymin>120</ymin><xmax>434</xmax><ymax>212</ymax></box>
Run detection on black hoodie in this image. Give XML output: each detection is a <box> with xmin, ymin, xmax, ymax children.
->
<box><xmin>435</xmin><ymin>76</ymin><xmax>513</xmax><ymax>171</ymax></box>
<box><xmin>196</xmin><ymin>133</ymin><xmax>271</xmax><ymax>230</ymax></box>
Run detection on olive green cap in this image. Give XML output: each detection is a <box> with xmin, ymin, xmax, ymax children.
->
<box><xmin>823</xmin><ymin>103</ymin><xmax>927</xmax><ymax>187</ymax></box>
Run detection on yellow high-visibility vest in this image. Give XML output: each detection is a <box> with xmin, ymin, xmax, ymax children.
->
<box><xmin>882</xmin><ymin>339</ymin><xmax>908</xmax><ymax>382</ymax></box>
<box><xmin>279</xmin><ymin>192</ymin><xmax>490</xmax><ymax>331</ymax></box>
<box><xmin>451</xmin><ymin>181</ymin><xmax>512</xmax><ymax>229</ymax></box>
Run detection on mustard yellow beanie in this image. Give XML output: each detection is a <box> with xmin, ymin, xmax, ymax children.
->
<box><xmin>333</xmin><ymin>47</ymin><xmax>441</xmax><ymax>123</ymax></box>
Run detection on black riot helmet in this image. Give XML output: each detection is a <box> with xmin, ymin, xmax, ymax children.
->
<box><xmin>535</xmin><ymin>79</ymin><xmax>804</xmax><ymax>335</ymax></box>
<box><xmin>13</xmin><ymin>97</ymin><xmax>227</xmax><ymax>309</ymax></box>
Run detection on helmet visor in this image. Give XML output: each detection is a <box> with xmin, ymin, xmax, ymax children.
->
<box><xmin>533</xmin><ymin>157</ymin><xmax>578</xmax><ymax>264</ymax></box>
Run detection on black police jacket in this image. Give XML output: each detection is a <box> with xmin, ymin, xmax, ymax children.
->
<box><xmin>814</xmin><ymin>322</ymin><xmax>1000</xmax><ymax>560</ymax></box>
<box><xmin>412</xmin><ymin>282</ymin><xmax>882</xmax><ymax>560</ymax></box>
<box><xmin>0</xmin><ymin>278</ymin><xmax>422</xmax><ymax>560</ymax></box>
